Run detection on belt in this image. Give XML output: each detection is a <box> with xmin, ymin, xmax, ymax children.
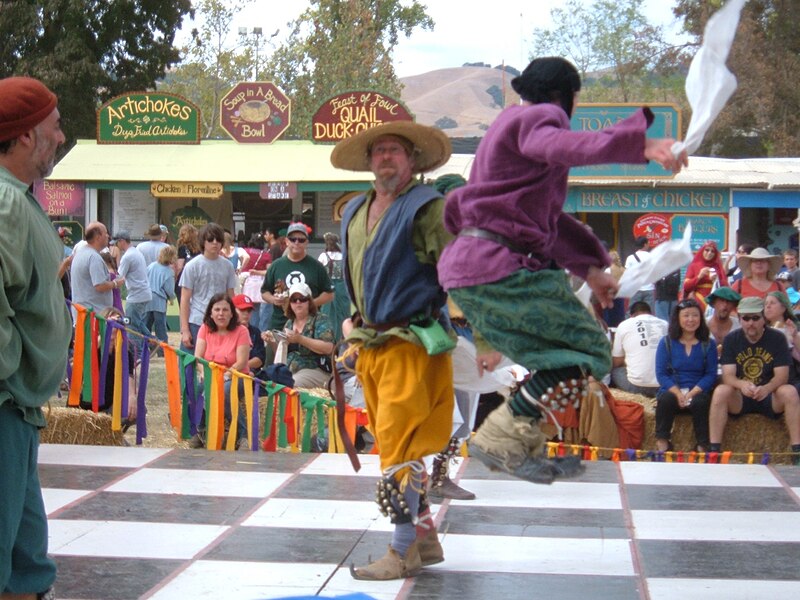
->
<box><xmin>458</xmin><ymin>227</ymin><xmax>532</xmax><ymax>257</ymax></box>
<box><xmin>363</xmin><ymin>319</ymin><xmax>410</xmax><ymax>332</ymax></box>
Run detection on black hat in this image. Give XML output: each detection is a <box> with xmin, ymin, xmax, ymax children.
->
<box><xmin>511</xmin><ymin>57</ymin><xmax>581</xmax><ymax>117</ymax></box>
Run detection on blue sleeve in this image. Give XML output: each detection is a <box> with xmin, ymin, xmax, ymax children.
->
<box><xmin>250</xmin><ymin>327</ymin><xmax>266</xmax><ymax>365</ymax></box>
<box><xmin>655</xmin><ymin>337</ymin><xmax>676</xmax><ymax>389</ymax></box>
<box><xmin>697</xmin><ymin>343</ymin><xmax>719</xmax><ymax>392</ymax></box>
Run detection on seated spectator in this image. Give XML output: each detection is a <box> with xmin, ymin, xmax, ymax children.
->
<box><xmin>611</xmin><ymin>301</ymin><xmax>667</xmax><ymax>397</ymax></box>
<box><xmin>764</xmin><ymin>291</ymin><xmax>800</xmax><ymax>366</ymax></box>
<box><xmin>144</xmin><ymin>245</ymin><xmax>177</xmax><ymax>356</ymax></box>
<box><xmin>682</xmin><ymin>241</ymin><xmax>728</xmax><ymax>312</ymax></box>
<box><xmin>192</xmin><ymin>293</ymin><xmax>252</xmax><ymax>449</ymax></box>
<box><xmin>654</xmin><ymin>299</ymin><xmax>718</xmax><ymax>453</ymax></box>
<box><xmin>225</xmin><ymin>294</ymin><xmax>267</xmax><ymax>450</ymax></box>
<box><xmin>705</xmin><ymin>287</ymin><xmax>742</xmax><ymax>355</ymax></box>
<box><xmin>262</xmin><ymin>282</ymin><xmax>335</xmax><ymax>389</ymax></box>
<box><xmin>731</xmin><ymin>247</ymin><xmax>785</xmax><ymax>299</ymax></box>
<box><xmin>708</xmin><ymin>296</ymin><xmax>800</xmax><ymax>463</ymax></box>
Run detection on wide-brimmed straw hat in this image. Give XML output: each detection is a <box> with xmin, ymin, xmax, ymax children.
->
<box><xmin>330</xmin><ymin>121</ymin><xmax>451</xmax><ymax>174</ymax></box>
<box><xmin>737</xmin><ymin>247</ymin><xmax>783</xmax><ymax>277</ymax></box>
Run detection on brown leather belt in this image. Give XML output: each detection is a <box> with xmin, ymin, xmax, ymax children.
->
<box><xmin>458</xmin><ymin>227</ymin><xmax>531</xmax><ymax>256</ymax></box>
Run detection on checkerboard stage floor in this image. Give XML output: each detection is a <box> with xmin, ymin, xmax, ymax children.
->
<box><xmin>39</xmin><ymin>445</ymin><xmax>800</xmax><ymax>599</ymax></box>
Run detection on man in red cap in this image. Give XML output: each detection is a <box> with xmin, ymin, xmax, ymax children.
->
<box><xmin>0</xmin><ymin>76</ymin><xmax>70</xmax><ymax>600</ymax></box>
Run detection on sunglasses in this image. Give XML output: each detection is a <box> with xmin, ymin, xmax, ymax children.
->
<box><xmin>290</xmin><ymin>296</ymin><xmax>310</xmax><ymax>304</ymax></box>
<box><xmin>677</xmin><ymin>300</ymin><xmax>700</xmax><ymax>310</ymax></box>
<box><xmin>288</xmin><ymin>237</ymin><xmax>307</xmax><ymax>244</ymax></box>
<box><xmin>741</xmin><ymin>314</ymin><xmax>762</xmax><ymax>322</ymax></box>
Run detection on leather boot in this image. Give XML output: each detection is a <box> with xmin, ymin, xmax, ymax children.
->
<box><xmin>350</xmin><ymin>539</ymin><xmax>422</xmax><ymax>580</ymax></box>
<box><xmin>469</xmin><ymin>403</ymin><xmax>584</xmax><ymax>484</ymax></box>
<box><xmin>417</xmin><ymin>531</ymin><xmax>444</xmax><ymax>566</ymax></box>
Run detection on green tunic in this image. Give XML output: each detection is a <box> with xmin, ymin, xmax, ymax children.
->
<box><xmin>0</xmin><ymin>167</ymin><xmax>72</xmax><ymax>427</ymax></box>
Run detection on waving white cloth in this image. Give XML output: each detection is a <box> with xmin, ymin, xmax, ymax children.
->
<box><xmin>671</xmin><ymin>0</ymin><xmax>747</xmax><ymax>157</ymax></box>
<box><xmin>616</xmin><ymin>223</ymin><xmax>694</xmax><ymax>299</ymax></box>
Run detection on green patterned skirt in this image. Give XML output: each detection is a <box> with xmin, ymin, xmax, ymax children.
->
<box><xmin>449</xmin><ymin>269</ymin><xmax>611</xmax><ymax>379</ymax></box>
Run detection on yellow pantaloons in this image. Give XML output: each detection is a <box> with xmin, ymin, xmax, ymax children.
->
<box><xmin>357</xmin><ymin>338</ymin><xmax>454</xmax><ymax>485</ymax></box>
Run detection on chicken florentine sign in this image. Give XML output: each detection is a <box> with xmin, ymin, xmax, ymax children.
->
<box><xmin>311</xmin><ymin>91</ymin><xmax>414</xmax><ymax>142</ymax></box>
<box><xmin>97</xmin><ymin>93</ymin><xmax>201</xmax><ymax>144</ymax></box>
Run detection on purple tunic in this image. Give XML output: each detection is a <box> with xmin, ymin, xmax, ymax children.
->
<box><xmin>438</xmin><ymin>103</ymin><xmax>654</xmax><ymax>290</ymax></box>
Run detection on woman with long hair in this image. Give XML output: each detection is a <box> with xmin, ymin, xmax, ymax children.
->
<box><xmin>765</xmin><ymin>291</ymin><xmax>800</xmax><ymax>365</ymax></box>
<box><xmin>654</xmin><ymin>298</ymin><xmax>718</xmax><ymax>453</ymax></box>
<box><xmin>175</xmin><ymin>224</ymin><xmax>201</xmax><ymax>305</ymax></box>
<box><xmin>192</xmin><ymin>293</ymin><xmax>252</xmax><ymax>449</ymax></box>
<box><xmin>682</xmin><ymin>241</ymin><xmax>728</xmax><ymax>311</ymax></box>
<box><xmin>732</xmin><ymin>247</ymin><xmax>785</xmax><ymax>299</ymax></box>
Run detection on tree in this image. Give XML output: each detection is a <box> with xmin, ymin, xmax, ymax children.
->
<box><xmin>673</xmin><ymin>0</ymin><xmax>800</xmax><ymax>156</ymax></box>
<box><xmin>530</xmin><ymin>0</ymin><xmax>687</xmax><ymax>104</ymax></box>
<box><xmin>0</xmin><ymin>0</ymin><xmax>193</xmax><ymax>146</ymax></box>
<box><xmin>264</xmin><ymin>0</ymin><xmax>433</xmax><ymax>139</ymax></box>
<box><xmin>159</xmin><ymin>0</ymin><xmax>258</xmax><ymax>139</ymax></box>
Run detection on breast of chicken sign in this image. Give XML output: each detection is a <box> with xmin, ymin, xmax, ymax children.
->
<box><xmin>220</xmin><ymin>82</ymin><xmax>291</xmax><ymax>143</ymax></box>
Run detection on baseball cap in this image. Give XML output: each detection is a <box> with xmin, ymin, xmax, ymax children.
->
<box><xmin>232</xmin><ymin>294</ymin><xmax>255</xmax><ymax>310</ymax></box>
<box><xmin>286</xmin><ymin>222</ymin><xmax>308</xmax><ymax>238</ymax></box>
<box><xmin>288</xmin><ymin>282</ymin><xmax>312</xmax><ymax>299</ymax></box>
<box><xmin>112</xmin><ymin>230</ymin><xmax>131</xmax><ymax>243</ymax></box>
<box><xmin>737</xmin><ymin>296</ymin><xmax>764</xmax><ymax>315</ymax></box>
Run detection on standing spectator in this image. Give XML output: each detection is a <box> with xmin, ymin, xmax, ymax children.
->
<box><xmin>145</xmin><ymin>245</ymin><xmax>177</xmax><ymax>355</ymax></box>
<box><xmin>101</xmin><ymin>251</ymin><xmax>124</xmax><ymax>313</ymax></box>
<box><xmin>260</xmin><ymin>221</ymin><xmax>333</xmax><ymax>332</ymax></box>
<box><xmin>0</xmin><ymin>75</ymin><xmax>72</xmax><ymax>600</ymax></box>
<box><xmin>174</xmin><ymin>223</ymin><xmax>201</xmax><ymax>305</ymax></box>
<box><xmin>241</xmin><ymin>233</ymin><xmax>272</xmax><ymax>331</ymax></box>
<box><xmin>71</xmin><ymin>221</ymin><xmax>121</xmax><ymax>316</ymax></box>
<box><xmin>222</xmin><ymin>230</ymin><xmax>249</xmax><ymax>278</ymax></box>
<box><xmin>654</xmin><ymin>268</ymin><xmax>682</xmax><ymax>323</ymax></box>
<box><xmin>705</xmin><ymin>287</ymin><xmax>742</xmax><ymax>353</ymax></box>
<box><xmin>178</xmin><ymin>223</ymin><xmax>237</xmax><ymax>353</ymax></box>
<box><xmin>654</xmin><ymin>299</ymin><xmax>717</xmax><ymax>453</ymax></box>
<box><xmin>625</xmin><ymin>236</ymin><xmax>655</xmax><ymax>309</ymax></box>
<box><xmin>318</xmin><ymin>232</ymin><xmax>349</xmax><ymax>341</ymax></box>
<box><xmin>682</xmin><ymin>241</ymin><xmax>728</xmax><ymax>311</ymax></box>
<box><xmin>114</xmin><ymin>231</ymin><xmax>152</xmax><ymax>355</ymax></box>
<box><xmin>776</xmin><ymin>249</ymin><xmax>798</xmax><ymax>286</ymax></box>
<box><xmin>601</xmin><ymin>249</ymin><xmax>626</xmax><ymax>328</ymax></box>
<box><xmin>724</xmin><ymin>242</ymin><xmax>755</xmax><ymax>284</ymax></box>
<box><xmin>136</xmin><ymin>223</ymin><xmax>168</xmax><ymax>266</ymax></box>
<box><xmin>731</xmin><ymin>247</ymin><xmax>785</xmax><ymax>299</ymax></box>
<box><xmin>264</xmin><ymin>227</ymin><xmax>283</xmax><ymax>263</ymax></box>
<box><xmin>611</xmin><ymin>301</ymin><xmax>668</xmax><ymax>397</ymax></box>
<box><xmin>708</xmin><ymin>296</ymin><xmax>800</xmax><ymax>461</ymax></box>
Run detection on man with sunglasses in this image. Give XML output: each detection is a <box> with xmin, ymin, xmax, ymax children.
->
<box><xmin>260</xmin><ymin>222</ymin><xmax>333</xmax><ymax>332</ymax></box>
<box><xmin>709</xmin><ymin>296</ymin><xmax>800</xmax><ymax>462</ymax></box>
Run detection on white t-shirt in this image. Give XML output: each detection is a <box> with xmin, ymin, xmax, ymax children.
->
<box><xmin>612</xmin><ymin>313</ymin><xmax>668</xmax><ymax>387</ymax></box>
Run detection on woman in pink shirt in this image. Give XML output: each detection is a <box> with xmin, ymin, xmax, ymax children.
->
<box><xmin>192</xmin><ymin>293</ymin><xmax>251</xmax><ymax>448</ymax></box>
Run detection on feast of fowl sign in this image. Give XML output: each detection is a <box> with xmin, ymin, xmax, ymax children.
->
<box><xmin>311</xmin><ymin>91</ymin><xmax>413</xmax><ymax>142</ymax></box>
<box><xmin>220</xmin><ymin>82</ymin><xmax>291</xmax><ymax>143</ymax></box>
<box><xmin>97</xmin><ymin>93</ymin><xmax>200</xmax><ymax>144</ymax></box>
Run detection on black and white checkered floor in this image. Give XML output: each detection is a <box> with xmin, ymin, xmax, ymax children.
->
<box><xmin>39</xmin><ymin>444</ymin><xmax>800</xmax><ymax>600</ymax></box>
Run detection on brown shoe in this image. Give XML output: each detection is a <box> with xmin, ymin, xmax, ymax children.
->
<box><xmin>429</xmin><ymin>476</ymin><xmax>476</xmax><ymax>501</ymax></box>
<box><xmin>469</xmin><ymin>403</ymin><xmax>584</xmax><ymax>484</ymax></box>
<box><xmin>417</xmin><ymin>532</ymin><xmax>444</xmax><ymax>566</ymax></box>
<box><xmin>350</xmin><ymin>540</ymin><xmax>422</xmax><ymax>580</ymax></box>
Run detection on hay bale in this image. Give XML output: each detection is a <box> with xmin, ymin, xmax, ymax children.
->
<box><xmin>40</xmin><ymin>406</ymin><xmax>125</xmax><ymax>446</ymax></box>
<box><xmin>610</xmin><ymin>388</ymin><xmax>792</xmax><ymax>464</ymax></box>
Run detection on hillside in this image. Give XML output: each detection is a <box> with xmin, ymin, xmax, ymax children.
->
<box><xmin>400</xmin><ymin>66</ymin><xmax>519</xmax><ymax>138</ymax></box>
